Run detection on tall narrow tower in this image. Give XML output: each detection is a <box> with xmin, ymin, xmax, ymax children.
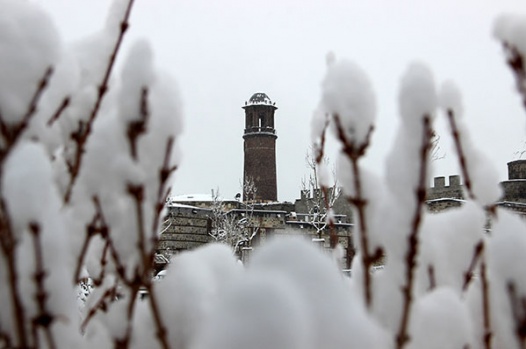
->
<box><xmin>242</xmin><ymin>92</ymin><xmax>278</xmax><ymax>202</ymax></box>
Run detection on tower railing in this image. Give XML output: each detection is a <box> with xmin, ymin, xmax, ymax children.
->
<box><xmin>244</xmin><ymin>127</ymin><xmax>276</xmax><ymax>135</ymax></box>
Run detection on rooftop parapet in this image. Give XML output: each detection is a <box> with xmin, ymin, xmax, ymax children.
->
<box><xmin>428</xmin><ymin>175</ymin><xmax>464</xmax><ymax>200</ymax></box>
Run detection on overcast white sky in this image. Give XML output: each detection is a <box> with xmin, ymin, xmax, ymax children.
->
<box><xmin>38</xmin><ymin>0</ymin><xmax>526</xmax><ymax>202</ymax></box>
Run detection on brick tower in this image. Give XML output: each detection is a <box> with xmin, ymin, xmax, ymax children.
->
<box><xmin>242</xmin><ymin>92</ymin><xmax>278</xmax><ymax>202</ymax></box>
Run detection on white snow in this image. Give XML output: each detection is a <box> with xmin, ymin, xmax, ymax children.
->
<box><xmin>0</xmin><ymin>0</ymin><xmax>60</xmax><ymax>125</ymax></box>
<box><xmin>488</xmin><ymin>208</ymin><xmax>526</xmax><ymax>349</ymax></box>
<box><xmin>494</xmin><ymin>14</ymin><xmax>526</xmax><ymax>54</ymax></box>
<box><xmin>321</xmin><ymin>56</ymin><xmax>376</xmax><ymax>147</ymax></box>
<box><xmin>407</xmin><ymin>287</ymin><xmax>474</xmax><ymax>349</ymax></box>
<box><xmin>2</xmin><ymin>1</ymin><xmax>526</xmax><ymax>348</ymax></box>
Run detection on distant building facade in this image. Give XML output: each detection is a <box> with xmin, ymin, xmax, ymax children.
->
<box><xmin>426</xmin><ymin>160</ymin><xmax>526</xmax><ymax>216</ymax></box>
<box><xmin>499</xmin><ymin>159</ymin><xmax>526</xmax><ymax>216</ymax></box>
<box><xmin>159</xmin><ymin>191</ymin><xmax>354</xmax><ymax>267</ymax></box>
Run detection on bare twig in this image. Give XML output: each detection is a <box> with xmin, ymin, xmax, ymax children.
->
<box><xmin>507</xmin><ymin>281</ymin><xmax>526</xmax><ymax>348</ymax></box>
<box><xmin>47</xmin><ymin>97</ymin><xmax>70</xmax><ymax>127</ymax></box>
<box><xmin>427</xmin><ymin>264</ymin><xmax>436</xmax><ymax>291</ymax></box>
<box><xmin>80</xmin><ymin>284</ymin><xmax>119</xmax><ymax>333</ymax></box>
<box><xmin>0</xmin><ymin>65</ymin><xmax>56</xmax><ymax>349</ymax></box>
<box><xmin>64</xmin><ymin>0</ymin><xmax>136</xmax><ymax>203</ymax></box>
<box><xmin>313</xmin><ymin>113</ymin><xmax>329</xmax><ymax>164</ymax></box>
<box><xmin>395</xmin><ymin>115</ymin><xmax>433</xmax><ymax>349</ymax></box>
<box><xmin>0</xmin><ymin>198</ymin><xmax>28</xmax><ymax>348</ymax></box>
<box><xmin>127</xmin><ymin>183</ymin><xmax>147</xmax><ymax>269</ymax></box>
<box><xmin>332</xmin><ymin>113</ymin><xmax>377</xmax><ymax>308</ymax></box>
<box><xmin>447</xmin><ymin>106</ymin><xmax>494</xmax><ymax>348</ymax></box>
<box><xmin>481</xmin><ymin>259</ymin><xmax>493</xmax><ymax>349</ymax></box>
<box><xmin>446</xmin><ymin>109</ymin><xmax>475</xmax><ymax>200</ymax></box>
<box><xmin>462</xmin><ymin>240</ymin><xmax>484</xmax><ymax>292</ymax></box>
<box><xmin>0</xmin><ymin>330</ymin><xmax>12</xmax><ymax>349</ymax></box>
<box><xmin>73</xmin><ymin>196</ymin><xmax>110</xmax><ymax>284</ymax></box>
<box><xmin>29</xmin><ymin>222</ymin><xmax>56</xmax><ymax>349</ymax></box>
<box><xmin>153</xmin><ymin>137</ymin><xmax>178</xmax><ymax>236</ymax></box>
<box><xmin>127</xmin><ymin>176</ymin><xmax>171</xmax><ymax>349</ymax></box>
<box><xmin>127</xmin><ymin>88</ymin><xmax>150</xmax><ymax>160</ymax></box>
<box><xmin>501</xmin><ymin>43</ymin><xmax>526</xmax><ymax>112</ymax></box>
<box><xmin>91</xmin><ymin>241</ymin><xmax>110</xmax><ymax>287</ymax></box>
<box><xmin>0</xmin><ymin>66</ymin><xmax>53</xmax><ymax>157</ymax></box>
<box><xmin>144</xmin><ymin>282</ymin><xmax>170</xmax><ymax>349</ymax></box>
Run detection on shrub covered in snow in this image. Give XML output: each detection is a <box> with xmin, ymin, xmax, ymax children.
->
<box><xmin>1</xmin><ymin>1</ymin><xmax>526</xmax><ymax>348</ymax></box>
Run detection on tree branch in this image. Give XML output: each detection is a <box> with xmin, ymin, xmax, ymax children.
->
<box><xmin>29</xmin><ymin>222</ymin><xmax>57</xmax><ymax>349</ymax></box>
<box><xmin>395</xmin><ymin>115</ymin><xmax>433</xmax><ymax>349</ymax></box>
<box><xmin>63</xmin><ymin>0</ymin><xmax>136</xmax><ymax>203</ymax></box>
<box><xmin>333</xmin><ymin>113</ymin><xmax>376</xmax><ymax>308</ymax></box>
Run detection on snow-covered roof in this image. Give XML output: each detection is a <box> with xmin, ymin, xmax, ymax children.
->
<box><xmin>244</xmin><ymin>92</ymin><xmax>276</xmax><ymax>107</ymax></box>
<box><xmin>426</xmin><ymin>198</ymin><xmax>465</xmax><ymax>203</ymax></box>
<box><xmin>166</xmin><ymin>202</ymin><xmax>201</xmax><ymax>209</ymax></box>
<box><xmin>170</xmin><ymin>194</ymin><xmax>215</xmax><ymax>202</ymax></box>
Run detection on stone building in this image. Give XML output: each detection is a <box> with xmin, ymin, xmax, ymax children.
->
<box><xmin>159</xmin><ymin>193</ymin><xmax>354</xmax><ymax>267</ymax></box>
<box><xmin>499</xmin><ymin>159</ymin><xmax>526</xmax><ymax>216</ymax></box>
<box><xmin>426</xmin><ymin>175</ymin><xmax>464</xmax><ymax>212</ymax></box>
<box><xmin>157</xmin><ymin>203</ymin><xmax>212</xmax><ymax>257</ymax></box>
<box><xmin>426</xmin><ymin>159</ymin><xmax>526</xmax><ymax>216</ymax></box>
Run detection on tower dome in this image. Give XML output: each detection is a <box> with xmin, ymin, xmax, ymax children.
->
<box><xmin>247</xmin><ymin>92</ymin><xmax>274</xmax><ymax>107</ymax></box>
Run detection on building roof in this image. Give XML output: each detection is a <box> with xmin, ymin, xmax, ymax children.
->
<box><xmin>170</xmin><ymin>194</ymin><xmax>216</xmax><ymax>202</ymax></box>
<box><xmin>244</xmin><ymin>92</ymin><xmax>276</xmax><ymax>107</ymax></box>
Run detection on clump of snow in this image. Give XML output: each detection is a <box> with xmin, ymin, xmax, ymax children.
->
<box><xmin>248</xmin><ymin>236</ymin><xmax>388</xmax><ymax>349</ymax></box>
<box><xmin>336</xmin><ymin>153</ymin><xmax>387</xmax><ymax>256</ymax></box>
<box><xmin>384</xmin><ymin>62</ymin><xmax>437</xmax><ymax>238</ymax></box>
<box><xmin>72</xmin><ymin>34</ymin><xmax>183</xmax><ymax>277</ymax></box>
<box><xmin>154</xmin><ymin>243</ymin><xmax>241</xmax><ymax>349</ymax></box>
<box><xmin>416</xmin><ymin>201</ymin><xmax>485</xmax><ymax>295</ymax></box>
<box><xmin>407</xmin><ymin>287</ymin><xmax>474</xmax><ymax>349</ymax></box>
<box><xmin>315</xmin><ymin>159</ymin><xmax>331</xmax><ymax>188</ymax></box>
<box><xmin>1</xmin><ymin>141</ymin><xmax>82</xmax><ymax>346</ymax></box>
<box><xmin>398</xmin><ymin>62</ymin><xmax>437</xmax><ymax>127</ymax></box>
<box><xmin>494</xmin><ymin>14</ymin><xmax>526</xmax><ymax>54</ymax></box>
<box><xmin>118</xmin><ymin>39</ymin><xmax>155</xmax><ymax>124</ymax></box>
<box><xmin>321</xmin><ymin>56</ymin><xmax>376</xmax><ymax>147</ymax></box>
<box><xmin>310</xmin><ymin>107</ymin><xmax>325</xmax><ymax>140</ymax></box>
<box><xmin>192</xmin><ymin>271</ymin><xmax>313</xmax><ymax>349</ymax></box>
<box><xmin>0</xmin><ymin>0</ymin><xmax>60</xmax><ymax>125</ymax></box>
<box><xmin>2</xmin><ymin>142</ymin><xmax>56</xmax><ymax>234</ymax></box>
<box><xmin>488</xmin><ymin>209</ymin><xmax>526</xmax><ymax>349</ymax></box>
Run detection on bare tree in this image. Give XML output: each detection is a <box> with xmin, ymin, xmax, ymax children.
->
<box><xmin>301</xmin><ymin>147</ymin><xmax>341</xmax><ymax>238</ymax></box>
<box><xmin>208</xmin><ymin>178</ymin><xmax>259</xmax><ymax>257</ymax></box>
<box><xmin>431</xmin><ymin>131</ymin><xmax>446</xmax><ymax>161</ymax></box>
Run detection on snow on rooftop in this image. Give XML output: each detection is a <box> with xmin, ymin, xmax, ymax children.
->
<box><xmin>170</xmin><ymin>194</ymin><xmax>215</xmax><ymax>202</ymax></box>
<box><xmin>426</xmin><ymin>198</ymin><xmax>465</xmax><ymax>203</ymax></box>
<box><xmin>167</xmin><ymin>202</ymin><xmax>202</xmax><ymax>209</ymax></box>
<box><xmin>244</xmin><ymin>92</ymin><xmax>276</xmax><ymax>107</ymax></box>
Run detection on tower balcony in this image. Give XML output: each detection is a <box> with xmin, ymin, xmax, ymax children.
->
<box><xmin>243</xmin><ymin>127</ymin><xmax>276</xmax><ymax>136</ymax></box>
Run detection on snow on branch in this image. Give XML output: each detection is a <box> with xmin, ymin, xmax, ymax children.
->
<box><xmin>1</xmin><ymin>2</ymin><xmax>526</xmax><ymax>349</ymax></box>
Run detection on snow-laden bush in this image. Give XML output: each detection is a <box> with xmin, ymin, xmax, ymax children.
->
<box><xmin>1</xmin><ymin>0</ymin><xmax>526</xmax><ymax>348</ymax></box>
